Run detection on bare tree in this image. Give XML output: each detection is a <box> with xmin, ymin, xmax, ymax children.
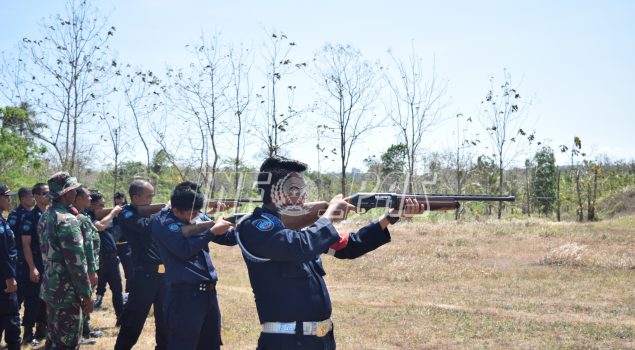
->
<box><xmin>98</xmin><ymin>103</ymin><xmax>131</xmax><ymax>194</ymax></box>
<box><xmin>384</xmin><ymin>47</ymin><xmax>446</xmax><ymax>193</ymax></box>
<box><xmin>20</xmin><ymin>0</ymin><xmax>115</xmax><ymax>174</ymax></box>
<box><xmin>452</xmin><ymin>113</ymin><xmax>476</xmax><ymax>219</ymax></box>
<box><xmin>0</xmin><ymin>49</ymin><xmax>31</xmax><ymax>104</ymax></box>
<box><xmin>119</xmin><ymin>67</ymin><xmax>162</xmax><ymax>176</ymax></box>
<box><xmin>227</xmin><ymin>43</ymin><xmax>252</xmax><ymax>191</ymax></box>
<box><xmin>167</xmin><ymin>33</ymin><xmax>230</xmax><ymax>195</ymax></box>
<box><xmin>312</xmin><ymin>44</ymin><xmax>380</xmax><ymax>195</ymax></box>
<box><xmin>560</xmin><ymin>136</ymin><xmax>585</xmax><ymax>221</ymax></box>
<box><xmin>256</xmin><ymin>31</ymin><xmax>305</xmax><ymax>157</ymax></box>
<box><xmin>480</xmin><ymin>69</ymin><xmax>528</xmax><ymax>218</ymax></box>
<box><xmin>150</xmin><ymin>114</ymin><xmax>187</xmax><ymax>182</ymax></box>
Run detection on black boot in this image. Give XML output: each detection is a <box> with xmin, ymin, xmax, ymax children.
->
<box><xmin>7</xmin><ymin>342</ymin><xmax>21</xmax><ymax>350</ymax></box>
<box><xmin>35</xmin><ymin>322</ymin><xmax>47</xmax><ymax>340</ymax></box>
<box><xmin>94</xmin><ymin>294</ymin><xmax>104</xmax><ymax>308</ymax></box>
<box><xmin>21</xmin><ymin>327</ymin><xmax>40</xmax><ymax>346</ymax></box>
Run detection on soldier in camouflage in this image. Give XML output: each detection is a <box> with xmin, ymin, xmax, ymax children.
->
<box><xmin>38</xmin><ymin>172</ymin><xmax>94</xmax><ymax>349</ymax></box>
<box><xmin>72</xmin><ymin>186</ymin><xmax>102</xmax><ymax>343</ymax></box>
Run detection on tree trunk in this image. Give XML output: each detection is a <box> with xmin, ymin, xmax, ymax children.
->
<box><xmin>556</xmin><ymin>168</ymin><xmax>561</xmax><ymax>222</ymax></box>
<box><xmin>525</xmin><ymin>162</ymin><xmax>531</xmax><ymax>218</ymax></box>
<box><xmin>498</xmin><ymin>158</ymin><xmax>503</xmax><ymax>219</ymax></box>
<box><xmin>575</xmin><ymin>167</ymin><xmax>584</xmax><ymax>221</ymax></box>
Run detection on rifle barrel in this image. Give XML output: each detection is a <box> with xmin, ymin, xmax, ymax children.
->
<box><xmin>418</xmin><ymin>194</ymin><xmax>516</xmax><ymax>202</ymax></box>
<box><xmin>207</xmin><ymin>198</ymin><xmax>263</xmax><ymax>203</ymax></box>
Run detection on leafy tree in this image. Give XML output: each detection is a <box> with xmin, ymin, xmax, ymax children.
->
<box><xmin>0</xmin><ymin>106</ymin><xmax>46</xmax><ymax>184</ymax></box>
<box><xmin>532</xmin><ymin>146</ymin><xmax>557</xmax><ymax>216</ymax></box>
<box><xmin>380</xmin><ymin>143</ymin><xmax>408</xmax><ymax>175</ymax></box>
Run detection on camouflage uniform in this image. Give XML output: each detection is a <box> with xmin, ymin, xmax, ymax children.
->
<box><xmin>38</xmin><ymin>174</ymin><xmax>91</xmax><ymax>350</ymax></box>
<box><xmin>75</xmin><ymin>209</ymin><xmax>100</xmax><ymax>340</ymax></box>
<box><xmin>75</xmin><ymin>211</ymin><xmax>100</xmax><ymax>274</ymax></box>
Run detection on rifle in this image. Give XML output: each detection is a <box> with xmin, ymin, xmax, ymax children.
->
<box><xmin>346</xmin><ymin>193</ymin><xmax>515</xmax><ymax>212</ymax></box>
<box><xmin>206</xmin><ymin>198</ymin><xmax>263</xmax><ymax>209</ymax></box>
<box><xmin>223</xmin><ymin>213</ymin><xmax>249</xmax><ymax>224</ymax></box>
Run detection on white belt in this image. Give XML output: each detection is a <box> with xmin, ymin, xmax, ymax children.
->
<box><xmin>262</xmin><ymin>319</ymin><xmax>333</xmax><ymax>337</ymax></box>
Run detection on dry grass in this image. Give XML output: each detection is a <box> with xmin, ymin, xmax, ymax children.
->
<box><xmin>7</xmin><ymin>215</ymin><xmax>635</xmax><ymax>349</ymax></box>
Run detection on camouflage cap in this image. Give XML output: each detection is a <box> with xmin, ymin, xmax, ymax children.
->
<box><xmin>0</xmin><ymin>183</ymin><xmax>16</xmax><ymax>196</ymax></box>
<box><xmin>47</xmin><ymin>172</ymin><xmax>81</xmax><ymax>198</ymax></box>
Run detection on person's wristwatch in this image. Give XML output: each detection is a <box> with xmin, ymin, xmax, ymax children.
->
<box><xmin>386</xmin><ymin>215</ymin><xmax>400</xmax><ymax>225</ymax></box>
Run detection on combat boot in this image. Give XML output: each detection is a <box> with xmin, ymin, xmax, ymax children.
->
<box><xmin>94</xmin><ymin>294</ymin><xmax>104</xmax><ymax>308</ymax></box>
<box><xmin>79</xmin><ymin>337</ymin><xmax>97</xmax><ymax>345</ymax></box>
<box><xmin>6</xmin><ymin>342</ymin><xmax>21</xmax><ymax>350</ymax></box>
<box><xmin>34</xmin><ymin>322</ymin><xmax>47</xmax><ymax>340</ymax></box>
<box><xmin>21</xmin><ymin>327</ymin><xmax>40</xmax><ymax>346</ymax></box>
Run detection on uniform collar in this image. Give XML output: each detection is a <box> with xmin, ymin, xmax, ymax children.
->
<box><xmin>259</xmin><ymin>205</ymin><xmax>281</xmax><ymax>218</ymax></box>
<box><xmin>52</xmin><ymin>202</ymin><xmax>70</xmax><ymax>213</ymax></box>
<box><xmin>165</xmin><ymin>208</ymin><xmax>185</xmax><ymax>223</ymax></box>
<box><xmin>34</xmin><ymin>205</ymin><xmax>44</xmax><ymax>215</ymax></box>
<box><xmin>125</xmin><ymin>204</ymin><xmax>138</xmax><ymax>213</ymax></box>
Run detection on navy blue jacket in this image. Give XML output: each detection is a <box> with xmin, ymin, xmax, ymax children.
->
<box><xmin>7</xmin><ymin>204</ymin><xmax>31</xmax><ymax>262</ymax></box>
<box><xmin>237</xmin><ymin>206</ymin><xmax>391</xmax><ymax>323</ymax></box>
<box><xmin>20</xmin><ymin>205</ymin><xmax>44</xmax><ymax>271</ymax></box>
<box><xmin>151</xmin><ymin>209</ymin><xmax>237</xmax><ymax>286</ymax></box>
<box><xmin>120</xmin><ymin>204</ymin><xmax>163</xmax><ymax>267</ymax></box>
<box><xmin>86</xmin><ymin>209</ymin><xmax>118</xmax><ymax>256</ymax></box>
<box><xmin>0</xmin><ymin>216</ymin><xmax>18</xmax><ymax>288</ymax></box>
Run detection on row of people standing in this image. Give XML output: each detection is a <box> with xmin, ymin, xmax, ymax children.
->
<box><xmin>0</xmin><ymin>173</ymin><xmax>136</xmax><ymax>349</ymax></box>
<box><xmin>122</xmin><ymin>155</ymin><xmax>426</xmax><ymax>350</ymax></box>
<box><xmin>3</xmin><ymin>156</ymin><xmax>426</xmax><ymax>350</ymax></box>
<box><xmin>1</xmin><ymin>173</ymin><xmax>100</xmax><ymax>349</ymax></box>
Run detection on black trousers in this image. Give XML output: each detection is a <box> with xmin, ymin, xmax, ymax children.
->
<box><xmin>165</xmin><ymin>283</ymin><xmax>221</xmax><ymax>350</ymax></box>
<box><xmin>257</xmin><ymin>330</ymin><xmax>336</xmax><ymax>350</ymax></box>
<box><xmin>21</xmin><ymin>276</ymin><xmax>46</xmax><ymax>330</ymax></box>
<box><xmin>96</xmin><ymin>254</ymin><xmax>124</xmax><ymax>317</ymax></box>
<box><xmin>0</xmin><ymin>292</ymin><xmax>21</xmax><ymax>348</ymax></box>
<box><xmin>114</xmin><ymin>266</ymin><xmax>167</xmax><ymax>350</ymax></box>
<box><xmin>117</xmin><ymin>243</ymin><xmax>135</xmax><ymax>292</ymax></box>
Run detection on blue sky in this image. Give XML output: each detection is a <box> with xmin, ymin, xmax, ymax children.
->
<box><xmin>1</xmin><ymin>0</ymin><xmax>633</xmax><ymax>171</ymax></box>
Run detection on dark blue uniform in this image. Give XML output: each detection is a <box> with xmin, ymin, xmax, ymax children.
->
<box><xmin>18</xmin><ymin>206</ymin><xmax>47</xmax><ymax>334</ymax></box>
<box><xmin>7</xmin><ymin>205</ymin><xmax>30</xmax><ymax>264</ymax></box>
<box><xmin>114</xmin><ymin>216</ymin><xmax>135</xmax><ymax>293</ymax></box>
<box><xmin>89</xmin><ymin>210</ymin><xmax>124</xmax><ymax>319</ymax></box>
<box><xmin>114</xmin><ymin>205</ymin><xmax>167</xmax><ymax>350</ymax></box>
<box><xmin>7</xmin><ymin>205</ymin><xmax>30</xmax><ymax>304</ymax></box>
<box><xmin>151</xmin><ymin>209</ymin><xmax>236</xmax><ymax>350</ymax></box>
<box><xmin>237</xmin><ymin>207</ymin><xmax>391</xmax><ymax>349</ymax></box>
<box><xmin>0</xmin><ymin>215</ymin><xmax>21</xmax><ymax>350</ymax></box>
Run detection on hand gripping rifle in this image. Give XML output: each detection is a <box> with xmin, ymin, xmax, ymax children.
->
<box><xmin>346</xmin><ymin>193</ymin><xmax>515</xmax><ymax>212</ymax></box>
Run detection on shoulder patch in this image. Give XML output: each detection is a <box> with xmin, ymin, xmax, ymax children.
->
<box><xmin>168</xmin><ymin>223</ymin><xmax>181</xmax><ymax>232</ymax></box>
<box><xmin>0</xmin><ymin>226</ymin><xmax>4</xmax><ymax>234</ymax></box>
<box><xmin>252</xmin><ymin>218</ymin><xmax>275</xmax><ymax>232</ymax></box>
<box><xmin>122</xmin><ymin>210</ymin><xmax>133</xmax><ymax>219</ymax></box>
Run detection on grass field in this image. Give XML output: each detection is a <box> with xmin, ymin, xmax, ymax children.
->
<box><xmin>11</xmin><ymin>215</ymin><xmax>635</xmax><ymax>349</ymax></box>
